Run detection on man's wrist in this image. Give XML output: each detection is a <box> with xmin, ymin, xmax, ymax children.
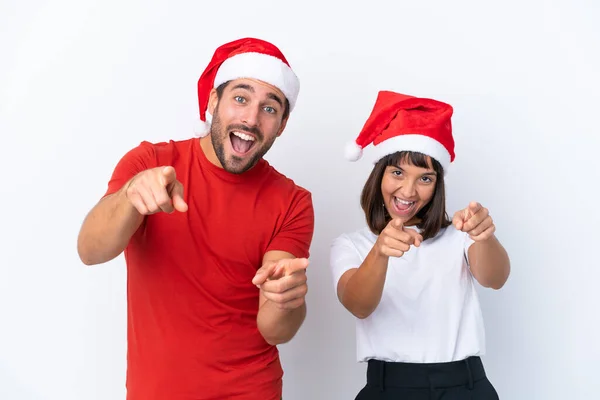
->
<box><xmin>117</xmin><ymin>179</ymin><xmax>142</xmax><ymax>217</ymax></box>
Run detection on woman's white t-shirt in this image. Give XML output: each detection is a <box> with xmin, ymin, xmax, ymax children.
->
<box><xmin>329</xmin><ymin>225</ymin><xmax>486</xmax><ymax>364</ymax></box>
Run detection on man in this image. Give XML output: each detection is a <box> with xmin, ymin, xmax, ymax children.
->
<box><xmin>77</xmin><ymin>37</ymin><xmax>314</xmax><ymax>400</ymax></box>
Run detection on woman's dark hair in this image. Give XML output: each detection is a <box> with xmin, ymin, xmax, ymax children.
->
<box><xmin>360</xmin><ymin>151</ymin><xmax>451</xmax><ymax>241</ymax></box>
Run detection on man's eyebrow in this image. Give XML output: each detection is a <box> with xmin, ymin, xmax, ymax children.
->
<box><xmin>267</xmin><ymin>93</ymin><xmax>283</xmax><ymax>107</ymax></box>
<box><xmin>231</xmin><ymin>83</ymin><xmax>254</xmax><ymax>92</ymax></box>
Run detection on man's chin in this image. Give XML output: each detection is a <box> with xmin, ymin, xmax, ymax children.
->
<box><xmin>223</xmin><ymin>156</ymin><xmax>256</xmax><ymax>174</ymax></box>
<box><xmin>219</xmin><ymin>143</ymin><xmax>270</xmax><ymax>174</ymax></box>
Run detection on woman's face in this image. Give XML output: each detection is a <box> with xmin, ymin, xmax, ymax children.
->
<box><xmin>380</xmin><ymin>156</ymin><xmax>438</xmax><ymax>225</ymax></box>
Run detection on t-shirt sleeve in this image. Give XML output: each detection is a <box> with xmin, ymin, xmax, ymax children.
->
<box><xmin>266</xmin><ymin>190</ymin><xmax>315</xmax><ymax>259</ymax></box>
<box><xmin>329</xmin><ymin>234</ymin><xmax>363</xmax><ymax>291</ymax></box>
<box><xmin>464</xmin><ymin>232</ymin><xmax>476</xmax><ymax>267</ymax></box>
<box><xmin>103</xmin><ymin>141</ymin><xmax>157</xmax><ymax>198</ymax></box>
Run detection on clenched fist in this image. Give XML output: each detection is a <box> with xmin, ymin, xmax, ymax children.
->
<box><xmin>125</xmin><ymin>166</ymin><xmax>188</xmax><ymax>215</ymax></box>
<box><xmin>453</xmin><ymin>201</ymin><xmax>495</xmax><ymax>241</ymax></box>
<box><xmin>375</xmin><ymin>218</ymin><xmax>423</xmax><ymax>258</ymax></box>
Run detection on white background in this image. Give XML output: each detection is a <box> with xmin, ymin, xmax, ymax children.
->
<box><xmin>1</xmin><ymin>0</ymin><xmax>599</xmax><ymax>399</ymax></box>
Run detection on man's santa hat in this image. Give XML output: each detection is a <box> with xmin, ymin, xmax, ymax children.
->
<box><xmin>194</xmin><ymin>37</ymin><xmax>300</xmax><ymax>137</ymax></box>
<box><xmin>345</xmin><ymin>90</ymin><xmax>455</xmax><ymax>173</ymax></box>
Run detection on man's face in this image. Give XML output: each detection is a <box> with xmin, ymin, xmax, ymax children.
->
<box><xmin>208</xmin><ymin>78</ymin><xmax>288</xmax><ymax>174</ymax></box>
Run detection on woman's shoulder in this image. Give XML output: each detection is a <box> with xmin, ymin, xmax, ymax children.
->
<box><xmin>330</xmin><ymin>227</ymin><xmax>376</xmax><ymax>264</ymax></box>
<box><xmin>332</xmin><ymin>226</ymin><xmax>377</xmax><ymax>248</ymax></box>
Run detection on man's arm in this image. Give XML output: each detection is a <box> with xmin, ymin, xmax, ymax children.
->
<box><xmin>77</xmin><ymin>184</ymin><xmax>144</xmax><ymax>265</ymax></box>
<box><xmin>253</xmin><ymin>251</ymin><xmax>309</xmax><ymax>346</ymax></box>
<box><xmin>77</xmin><ymin>166</ymin><xmax>187</xmax><ymax>266</ymax></box>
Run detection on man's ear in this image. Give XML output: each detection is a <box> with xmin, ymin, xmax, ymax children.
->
<box><xmin>276</xmin><ymin>116</ymin><xmax>288</xmax><ymax>137</ymax></box>
<box><xmin>208</xmin><ymin>88</ymin><xmax>218</xmax><ymax>115</ymax></box>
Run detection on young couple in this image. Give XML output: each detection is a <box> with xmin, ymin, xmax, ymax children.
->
<box><xmin>77</xmin><ymin>37</ymin><xmax>510</xmax><ymax>400</ymax></box>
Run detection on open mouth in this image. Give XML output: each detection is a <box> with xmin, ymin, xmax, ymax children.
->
<box><xmin>230</xmin><ymin>131</ymin><xmax>256</xmax><ymax>155</ymax></box>
<box><xmin>392</xmin><ymin>197</ymin><xmax>416</xmax><ymax>215</ymax></box>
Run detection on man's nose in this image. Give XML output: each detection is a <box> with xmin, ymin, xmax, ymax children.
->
<box><xmin>241</xmin><ymin>105</ymin><xmax>260</xmax><ymax>127</ymax></box>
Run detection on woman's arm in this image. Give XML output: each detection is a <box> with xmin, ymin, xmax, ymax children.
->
<box><xmin>335</xmin><ymin>219</ymin><xmax>423</xmax><ymax>319</ymax></box>
<box><xmin>336</xmin><ymin>245</ymin><xmax>390</xmax><ymax>319</ymax></box>
<box><xmin>469</xmin><ymin>235</ymin><xmax>510</xmax><ymax>289</ymax></box>
<box><xmin>453</xmin><ymin>201</ymin><xmax>510</xmax><ymax>289</ymax></box>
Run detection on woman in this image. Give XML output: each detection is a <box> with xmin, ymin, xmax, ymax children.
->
<box><xmin>331</xmin><ymin>90</ymin><xmax>510</xmax><ymax>399</ymax></box>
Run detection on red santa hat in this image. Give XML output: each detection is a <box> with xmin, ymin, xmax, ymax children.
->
<box><xmin>345</xmin><ymin>90</ymin><xmax>455</xmax><ymax>173</ymax></box>
<box><xmin>194</xmin><ymin>37</ymin><xmax>300</xmax><ymax>137</ymax></box>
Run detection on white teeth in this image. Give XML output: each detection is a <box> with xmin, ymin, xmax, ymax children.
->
<box><xmin>232</xmin><ymin>131</ymin><xmax>255</xmax><ymax>141</ymax></box>
<box><xmin>395</xmin><ymin>197</ymin><xmax>414</xmax><ymax>205</ymax></box>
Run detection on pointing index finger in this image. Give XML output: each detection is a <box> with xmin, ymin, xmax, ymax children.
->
<box><xmin>469</xmin><ymin>201</ymin><xmax>482</xmax><ymax>213</ymax></box>
<box><xmin>279</xmin><ymin>258</ymin><xmax>309</xmax><ymax>276</ymax></box>
<box><xmin>161</xmin><ymin>166</ymin><xmax>176</xmax><ymax>186</ymax></box>
<box><xmin>392</xmin><ymin>218</ymin><xmax>404</xmax><ymax>230</ymax></box>
<box><xmin>252</xmin><ymin>262</ymin><xmax>277</xmax><ymax>286</ymax></box>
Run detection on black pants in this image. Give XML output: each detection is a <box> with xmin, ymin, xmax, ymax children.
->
<box><xmin>355</xmin><ymin>356</ymin><xmax>499</xmax><ymax>400</ymax></box>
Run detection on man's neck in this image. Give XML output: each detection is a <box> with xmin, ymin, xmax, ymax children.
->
<box><xmin>199</xmin><ymin>136</ymin><xmax>224</xmax><ymax>169</ymax></box>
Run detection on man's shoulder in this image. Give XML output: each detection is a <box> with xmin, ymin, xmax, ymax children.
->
<box><xmin>262</xmin><ymin>162</ymin><xmax>312</xmax><ymax>199</ymax></box>
<box><xmin>137</xmin><ymin>137</ymin><xmax>195</xmax><ymax>151</ymax></box>
<box><xmin>132</xmin><ymin>138</ymin><xmax>195</xmax><ymax>165</ymax></box>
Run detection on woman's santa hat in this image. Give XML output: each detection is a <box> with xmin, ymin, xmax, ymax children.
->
<box><xmin>345</xmin><ymin>90</ymin><xmax>456</xmax><ymax>173</ymax></box>
<box><xmin>194</xmin><ymin>37</ymin><xmax>300</xmax><ymax>137</ymax></box>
